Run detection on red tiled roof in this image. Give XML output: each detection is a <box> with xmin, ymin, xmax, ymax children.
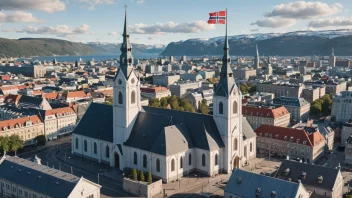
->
<box><xmin>0</xmin><ymin>115</ymin><xmax>42</xmax><ymax>131</ymax></box>
<box><xmin>45</xmin><ymin>107</ymin><xmax>75</xmax><ymax>117</ymax></box>
<box><xmin>4</xmin><ymin>94</ymin><xmax>22</xmax><ymax>104</ymax></box>
<box><xmin>65</xmin><ymin>91</ymin><xmax>87</xmax><ymax>98</ymax></box>
<box><xmin>308</xmin><ymin>131</ymin><xmax>325</xmax><ymax>146</ymax></box>
<box><xmin>242</xmin><ymin>106</ymin><xmax>289</xmax><ymax>119</ymax></box>
<box><xmin>42</xmin><ymin>92</ymin><xmax>58</xmax><ymax>100</ymax></box>
<box><xmin>141</xmin><ymin>87</ymin><xmax>169</xmax><ymax>93</ymax></box>
<box><xmin>32</xmin><ymin>90</ymin><xmax>44</xmax><ymax>96</ymax></box>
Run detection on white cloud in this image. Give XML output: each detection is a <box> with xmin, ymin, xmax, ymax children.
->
<box><xmin>1</xmin><ymin>28</ymin><xmax>17</xmax><ymax>32</ymax></box>
<box><xmin>250</xmin><ymin>29</ymin><xmax>259</xmax><ymax>32</ymax></box>
<box><xmin>0</xmin><ymin>11</ymin><xmax>43</xmax><ymax>23</ymax></box>
<box><xmin>75</xmin><ymin>0</ymin><xmax>119</xmax><ymax>10</ymax></box>
<box><xmin>17</xmin><ymin>24</ymin><xmax>90</xmax><ymax>37</ymax></box>
<box><xmin>108</xmin><ymin>32</ymin><xmax>118</xmax><ymax>36</ymax></box>
<box><xmin>308</xmin><ymin>17</ymin><xmax>352</xmax><ymax>28</ymax></box>
<box><xmin>0</xmin><ymin>0</ymin><xmax>66</xmax><ymax>13</ymax></box>
<box><xmin>137</xmin><ymin>0</ymin><xmax>145</xmax><ymax>4</ymax></box>
<box><xmin>265</xmin><ymin>1</ymin><xmax>342</xmax><ymax>19</ymax></box>
<box><xmin>130</xmin><ymin>21</ymin><xmax>215</xmax><ymax>34</ymax></box>
<box><xmin>251</xmin><ymin>18</ymin><xmax>296</xmax><ymax>28</ymax></box>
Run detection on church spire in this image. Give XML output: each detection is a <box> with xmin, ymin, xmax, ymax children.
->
<box><xmin>119</xmin><ymin>5</ymin><xmax>134</xmax><ymax>78</ymax></box>
<box><xmin>332</xmin><ymin>47</ymin><xmax>335</xmax><ymax>56</ymax></box>
<box><xmin>256</xmin><ymin>44</ymin><xmax>259</xmax><ymax>57</ymax></box>
<box><xmin>214</xmin><ymin>9</ymin><xmax>236</xmax><ymax>97</ymax></box>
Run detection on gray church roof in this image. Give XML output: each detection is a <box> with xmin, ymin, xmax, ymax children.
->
<box><xmin>225</xmin><ymin>169</ymin><xmax>301</xmax><ymax>198</ymax></box>
<box><xmin>72</xmin><ymin>103</ymin><xmax>113</xmax><ymax>143</ymax></box>
<box><xmin>242</xmin><ymin>117</ymin><xmax>256</xmax><ymax>140</ymax></box>
<box><xmin>0</xmin><ymin>157</ymin><xmax>80</xmax><ymax>198</ymax></box>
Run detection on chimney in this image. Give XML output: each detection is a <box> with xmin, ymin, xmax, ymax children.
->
<box><xmin>300</xmin><ymin>171</ymin><xmax>306</xmax><ymax>180</ymax></box>
<box><xmin>317</xmin><ymin>175</ymin><xmax>323</xmax><ymax>184</ymax></box>
<box><xmin>306</xmin><ymin>119</ymin><xmax>313</xmax><ymax>127</ymax></box>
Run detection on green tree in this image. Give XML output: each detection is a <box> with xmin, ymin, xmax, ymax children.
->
<box><xmin>149</xmin><ymin>98</ymin><xmax>161</xmax><ymax>107</ymax></box>
<box><xmin>104</xmin><ymin>97</ymin><xmax>113</xmax><ymax>106</ymax></box>
<box><xmin>147</xmin><ymin>171</ymin><xmax>152</xmax><ymax>184</ymax></box>
<box><xmin>131</xmin><ymin>168</ymin><xmax>137</xmax><ymax>180</ymax></box>
<box><xmin>0</xmin><ymin>136</ymin><xmax>9</xmax><ymax>152</ymax></box>
<box><xmin>160</xmin><ymin>97</ymin><xmax>168</xmax><ymax>108</ymax></box>
<box><xmin>34</xmin><ymin>135</ymin><xmax>46</xmax><ymax>146</ymax></box>
<box><xmin>248</xmin><ymin>85</ymin><xmax>256</xmax><ymax>94</ymax></box>
<box><xmin>199</xmin><ymin>99</ymin><xmax>209</xmax><ymax>114</ymax></box>
<box><xmin>8</xmin><ymin>135</ymin><xmax>24</xmax><ymax>155</ymax></box>
<box><xmin>240</xmin><ymin>84</ymin><xmax>249</xmax><ymax>94</ymax></box>
<box><xmin>138</xmin><ymin>170</ymin><xmax>145</xmax><ymax>181</ymax></box>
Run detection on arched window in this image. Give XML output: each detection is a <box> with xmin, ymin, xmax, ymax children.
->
<box><xmin>188</xmin><ymin>153</ymin><xmax>192</xmax><ymax>165</ymax></box>
<box><xmin>202</xmin><ymin>154</ymin><xmax>206</xmax><ymax>167</ymax></box>
<box><xmin>233</xmin><ymin>101</ymin><xmax>238</xmax><ymax>114</ymax></box>
<box><xmin>171</xmin><ymin>159</ymin><xmax>175</xmax><ymax>171</ymax></box>
<box><xmin>105</xmin><ymin>145</ymin><xmax>110</xmax><ymax>158</ymax></box>
<box><xmin>180</xmin><ymin>156</ymin><xmax>183</xmax><ymax>169</ymax></box>
<box><xmin>131</xmin><ymin>91</ymin><xmax>136</xmax><ymax>104</ymax></box>
<box><xmin>234</xmin><ymin>138</ymin><xmax>238</xmax><ymax>151</ymax></box>
<box><xmin>133</xmin><ymin>152</ymin><xmax>137</xmax><ymax>165</ymax></box>
<box><xmin>118</xmin><ymin>92</ymin><xmax>123</xmax><ymax>104</ymax></box>
<box><xmin>143</xmin><ymin>154</ymin><xmax>147</xmax><ymax>168</ymax></box>
<box><xmin>75</xmin><ymin>138</ymin><xmax>78</xmax><ymax>149</ymax></box>
<box><xmin>219</xmin><ymin>102</ymin><xmax>223</xmax><ymax>114</ymax></box>
<box><xmin>93</xmin><ymin>142</ymin><xmax>97</xmax><ymax>154</ymax></box>
<box><xmin>215</xmin><ymin>154</ymin><xmax>218</xmax><ymax>166</ymax></box>
<box><xmin>156</xmin><ymin>158</ymin><xmax>160</xmax><ymax>172</ymax></box>
<box><xmin>84</xmin><ymin>140</ymin><xmax>87</xmax><ymax>152</ymax></box>
<box><xmin>250</xmin><ymin>142</ymin><xmax>253</xmax><ymax>152</ymax></box>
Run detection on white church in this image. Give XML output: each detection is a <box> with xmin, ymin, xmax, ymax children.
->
<box><xmin>71</xmin><ymin>9</ymin><xmax>256</xmax><ymax>183</ymax></box>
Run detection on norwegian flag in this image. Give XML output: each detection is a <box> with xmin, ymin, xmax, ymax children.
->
<box><xmin>208</xmin><ymin>10</ymin><xmax>226</xmax><ymax>24</ymax></box>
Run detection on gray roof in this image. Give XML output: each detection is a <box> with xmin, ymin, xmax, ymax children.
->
<box><xmin>242</xmin><ymin>117</ymin><xmax>256</xmax><ymax>140</ymax></box>
<box><xmin>18</xmin><ymin>95</ymin><xmax>44</xmax><ymax>107</ymax></box>
<box><xmin>276</xmin><ymin>160</ymin><xmax>340</xmax><ymax>190</ymax></box>
<box><xmin>0</xmin><ymin>157</ymin><xmax>80</xmax><ymax>198</ymax></box>
<box><xmin>124</xmin><ymin>106</ymin><xmax>225</xmax><ymax>155</ymax></box>
<box><xmin>72</xmin><ymin>103</ymin><xmax>113</xmax><ymax>143</ymax></box>
<box><xmin>225</xmin><ymin>169</ymin><xmax>301</xmax><ymax>198</ymax></box>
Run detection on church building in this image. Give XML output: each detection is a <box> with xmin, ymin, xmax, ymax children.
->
<box><xmin>71</xmin><ymin>9</ymin><xmax>256</xmax><ymax>183</ymax></box>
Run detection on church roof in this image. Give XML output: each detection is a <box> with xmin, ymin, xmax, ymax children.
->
<box><xmin>242</xmin><ymin>117</ymin><xmax>256</xmax><ymax>140</ymax></box>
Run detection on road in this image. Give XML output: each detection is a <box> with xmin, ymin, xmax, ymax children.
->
<box><xmin>20</xmin><ymin>140</ymin><xmax>131</xmax><ymax>198</ymax></box>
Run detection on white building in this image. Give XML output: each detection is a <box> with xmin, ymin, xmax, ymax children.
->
<box><xmin>72</xmin><ymin>10</ymin><xmax>256</xmax><ymax>183</ymax></box>
<box><xmin>332</xmin><ymin>90</ymin><xmax>352</xmax><ymax>122</ymax></box>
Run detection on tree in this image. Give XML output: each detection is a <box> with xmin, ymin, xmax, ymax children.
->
<box><xmin>147</xmin><ymin>171</ymin><xmax>152</xmax><ymax>184</ymax></box>
<box><xmin>310</xmin><ymin>94</ymin><xmax>333</xmax><ymax>117</ymax></box>
<box><xmin>160</xmin><ymin>97</ymin><xmax>168</xmax><ymax>108</ymax></box>
<box><xmin>240</xmin><ymin>84</ymin><xmax>249</xmax><ymax>93</ymax></box>
<box><xmin>138</xmin><ymin>170</ymin><xmax>145</xmax><ymax>181</ymax></box>
<box><xmin>35</xmin><ymin>135</ymin><xmax>46</xmax><ymax>146</ymax></box>
<box><xmin>248</xmin><ymin>85</ymin><xmax>256</xmax><ymax>94</ymax></box>
<box><xmin>0</xmin><ymin>136</ymin><xmax>9</xmax><ymax>153</ymax></box>
<box><xmin>199</xmin><ymin>99</ymin><xmax>209</xmax><ymax>114</ymax></box>
<box><xmin>8</xmin><ymin>135</ymin><xmax>24</xmax><ymax>155</ymax></box>
<box><xmin>131</xmin><ymin>168</ymin><xmax>137</xmax><ymax>180</ymax></box>
<box><xmin>104</xmin><ymin>97</ymin><xmax>113</xmax><ymax>106</ymax></box>
<box><xmin>149</xmin><ymin>98</ymin><xmax>160</xmax><ymax>107</ymax></box>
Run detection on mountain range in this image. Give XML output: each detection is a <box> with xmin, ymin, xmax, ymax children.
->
<box><xmin>161</xmin><ymin>29</ymin><xmax>352</xmax><ymax>56</ymax></box>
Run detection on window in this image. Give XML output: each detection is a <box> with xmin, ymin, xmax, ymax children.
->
<box><xmin>156</xmin><ymin>158</ymin><xmax>160</xmax><ymax>172</ymax></box>
<box><xmin>131</xmin><ymin>91</ymin><xmax>136</xmax><ymax>104</ymax></box>
<box><xmin>215</xmin><ymin>154</ymin><xmax>218</xmax><ymax>166</ymax></box>
<box><xmin>180</xmin><ymin>156</ymin><xmax>183</xmax><ymax>169</ymax></box>
<box><xmin>93</xmin><ymin>142</ymin><xmax>97</xmax><ymax>154</ymax></box>
<box><xmin>84</xmin><ymin>140</ymin><xmax>87</xmax><ymax>152</ymax></box>
<box><xmin>105</xmin><ymin>145</ymin><xmax>110</xmax><ymax>158</ymax></box>
<box><xmin>118</xmin><ymin>92</ymin><xmax>123</xmax><ymax>104</ymax></box>
<box><xmin>188</xmin><ymin>153</ymin><xmax>192</xmax><ymax>165</ymax></box>
<box><xmin>171</xmin><ymin>159</ymin><xmax>175</xmax><ymax>171</ymax></box>
<box><xmin>143</xmin><ymin>154</ymin><xmax>147</xmax><ymax>168</ymax></box>
<box><xmin>233</xmin><ymin>101</ymin><xmax>238</xmax><ymax>114</ymax></box>
<box><xmin>202</xmin><ymin>154</ymin><xmax>206</xmax><ymax>167</ymax></box>
<box><xmin>133</xmin><ymin>152</ymin><xmax>137</xmax><ymax>165</ymax></box>
<box><xmin>250</xmin><ymin>142</ymin><xmax>253</xmax><ymax>152</ymax></box>
<box><xmin>219</xmin><ymin>102</ymin><xmax>223</xmax><ymax>114</ymax></box>
<box><xmin>75</xmin><ymin>138</ymin><xmax>78</xmax><ymax>149</ymax></box>
<box><xmin>234</xmin><ymin>138</ymin><xmax>238</xmax><ymax>151</ymax></box>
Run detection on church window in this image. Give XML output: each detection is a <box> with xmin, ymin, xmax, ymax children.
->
<box><xmin>131</xmin><ymin>91</ymin><xmax>136</xmax><ymax>104</ymax></box>
<box><xmin>128</xmin><ymin>58</ymin><xmax>132</xmax><ymax>64</ymax></box>
<box><xmin>189</xmin><ymin>153</ymin><xmax>192</xmax><ymax>165</ymax></box>
<box><xmin>75</xmin><ymin>138</ymin><xmax>78</xmax><ymax>149</ymax></box>
<box><xmin>118</xmin><ymin>79</ymin><xmax>122</xmax><ymax>85</ymax></box>
<box><xmin>133</xmin><ymin>152</ymin><xmax>137</xmax><ymax>165</ymax></box>
<box><xmin>143</xmin><ymin>154</ymin><xmax>147</xmax><ymax>168</ymax></box>
<box><xmin>250</xmin><ymin>142</ymin><xmax>253</xmax><ymax>152</ymax></box>
<box><xmin>234</xmin><ymin>138</ymin><xmax>238</xmax><ymax>151</ymax></box>
<box><xmin>202</xmin><ymin>154</ymin><xmax>206</xmax><ymax>167</ymax></box>
<box><xmin>233</xmin><ymin>101</ymin><xmax>238</xmax><ymax>114</ymax></box>
<box><xmin>219</xmin><ymin>102</ymin><xmax>223</xmax><ymax>114</ymax></box>
<box><xmin>118</xmin><ymin>92</ymin><xmax>123</xmax><ymax>104</ymax></box>
<box><xmin>180</xmin><ymin>156</ymin><xmax>183</xmax><ymax>169</ymax></box>
<box><xmin>171</xmin><ymin>159</ymin><xmax>175</xmax><ymax>172</ymax></box>
<box><xmin>105</xmin><ymin>145</ymin><xmax>110</xmax><ymax>158</ymax></box>
<box><xmin>131</xmin><ymin>78</ymin><xmax>135</xmax><ymax>84</ymax></box>
<box><xmin>84</xmin><ymin>140</ymin><xmax>87</xmax><ymax>152</ymax></box>
<box><xmin>215</xmin><ymin>154</ymin><xmax>218</xmax><ymax>166</ymax></box>
<box><xmin>93</xmin><ymin>142</ymin><xmax>97</xmax><ymax>154</ymax></box>
<box><xmin>156</xmin><ymin>158</ymin><xmax>160</xmax><ymax>172</ymax></box>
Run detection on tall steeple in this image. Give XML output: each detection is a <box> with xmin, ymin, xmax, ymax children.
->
<box><xmin>329</xmin><ymin>47</ymin><xmax>336</xmax><ymax>67</ymax></box>
<box><xmin>256</xmin><ymin>44</ymin><xmax>259</xmax><ymax>57</ymax></box>
<box><xmin>254</xmin><ymin>44</ymin><xmax>260</xmax><ymax>69</ymax></box>
<box><xmin>214</xmin><ymin>9</ymin><xmax>236</xmax><ymax>97</ymax></box>
<box><xmin>332</xmin><ymin>47</ymin><xmax>335</xmax><ymax>56</ymax></box>
<box><xmin>119</xmin><ymin>5</ymin><xmax>134</xmax><ymax>78</ymax></box>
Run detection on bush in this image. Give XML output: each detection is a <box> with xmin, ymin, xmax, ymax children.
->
<box><xmin>147</xmin><ymin>171</ymin><xmax>152</xmax><ymax>184</ymax></box>
<box><xmin>131</xmin><ymin>168</ymin><xmax>137</xmax><ymax>181</ymax></box>
<box><xmin>138</xmin><ymin>170</ymin><xmax>145</xmax><ymax>182</ymax></box>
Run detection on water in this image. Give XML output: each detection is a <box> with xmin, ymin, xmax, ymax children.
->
<box><xmin>18</xmin><ymin>53</ymin><xmax>160</xmax><ymax>62</ymax></box>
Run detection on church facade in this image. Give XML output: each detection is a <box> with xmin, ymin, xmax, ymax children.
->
<box><xmin>71</xmin><ymin>10</ymin><xmax>256</xmax><ymax>183</ymax></box>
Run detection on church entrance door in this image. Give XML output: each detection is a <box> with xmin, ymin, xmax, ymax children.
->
<box><xmin>233</xmin><ymin>156</ymin><xmax>240</xmax><ymax>169</ymax></box>
<box><xmin>114</xmin><ymin>152</ymin><xmax>120</xmax><ymax>169</ymax></box>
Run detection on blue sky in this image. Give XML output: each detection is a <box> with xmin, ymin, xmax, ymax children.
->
<box><xmin>1</xmin><ymin>0</ymin><xmax>352</xmax><ymax>45</ymax></box>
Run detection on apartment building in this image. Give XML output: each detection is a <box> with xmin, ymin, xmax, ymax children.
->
<box><xmin>140</xmin><ymin>86</ymin><xmax>171</xmax><ymax>99</ymax></box>
<box><xmin>256</xmin><ymin>82</ymin><xmax>304</xmax><ymax>98</ymax></box>
<box><xmin>345</xmin><ymin>135</ymin><xmax>352</xmax><ymax>164</ymax></box>
<box><xmin>152</xmin><ymin>75</ymin><xmax>180</xmax><ymax>86</ymax></box>
<box><xmin>242</xmin><ymin>106</ymin><xmax>290</xmax><ymax>130</ymax></box>
<box><xmin>255</xmin><ymin>125</ymin><xmax>325</xmax><ymax>162</ymax></box>
<box><xmin>273</xmin><ymin>97</ymin><xmax>310</xmax><ymax>122</ymax></box>
<box><xmin>61</xmin><ymin>91</ymin><xmax>91</xmax><ymax>103</ymax></box>
<box><xmin>302</xmin><ymin>86</ymin><xmax>326</xmax><ymax>102</ymax></box>
<box><xmin>332</xmin><ymin>91</ymin><xmax>352</xmax><ymax>122</ymax></box>
<box><xmin>233</xmin><ymin>67</ymin><xmax>257</xmax><ymax>80</ymax></box>
<box><xmin>325</xmin><ymin>79</ymin><xmax>347</xmax><ymax>95</ymax></box>
<box><xmin>169</xmin><ymin>81</ymin><xmax>202</xmax><ymax>97</ymax></box>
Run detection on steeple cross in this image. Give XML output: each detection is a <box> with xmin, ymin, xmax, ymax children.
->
<box><xmin>124</xmin><ymin>4</ymin><xmax>127</xmax><ymax>11</ymax></box>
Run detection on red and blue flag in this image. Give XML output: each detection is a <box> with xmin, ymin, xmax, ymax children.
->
<box><xmin>208</xmin><ymin>10</ymin><xmax>226</xmax><ymax>24</ymax></box>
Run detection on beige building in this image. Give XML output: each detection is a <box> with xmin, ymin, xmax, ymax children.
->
<box><xmin>0</xmin><ymin>115</ymin><xmax>44</xmax><ymax>146</ymax></box>
<box><xmin>233</xmin><ymin>67</ymin><xmax>256</xmax><ymax>80</ymax></box>
<box><xmin>332</xmin><ymin>91</ymin><xmax>352</xmax><ymax>122</ymax></box>
<box><xmin>302</xmin><ymin>86</ymin><xmax>326</xmax><ymax>102</ymax></box>
<box><xmin>345</xmin><ymin>135</ymin><xmax>352</xmax><ymax>164</ymax></box>
<box><xmin>140</xmin><ymin>86</ymin><xmax>171</xmax><ymax>100</ymax></box>
<box><xmin>0</xmin><ymin>156</ymin><xmax>101</xmax><ymax>198</ymax></box>
<box><xmin>256</xmin><ymin>82</ymin><xmax>304</xmax><ymax>98</ymax></box>
<box><xmin>273</xmin><ymin>97</ymin><xmax>310</xmax><ymax>122</ymax></box>
<box><xmin>152</xmin><ymin>75</ymin><xmax>180</xmax><ymax>86</ymax></box>
<box><xmin>242</xmin><ymin>106</ymin><xmax>290</xmax><ymax>130</ymax></box>
<box><xmin>341</xmin><ymin>122</ymin><xmax>352</xmax><ymax>146</ymax></box>
<box><xmin>326</xmin><ymin>80</ymin><xmax>347</xmax><ymax>95</ymax></box>
<box><xmin>169</xmin><ymin>81</ymin><xmax>202</xmax><ymax>97</ymax></box>
<box><xmin>255</xmin><ymin>125</ymin><xmax>325</xmax><ymax>162</ymax></box>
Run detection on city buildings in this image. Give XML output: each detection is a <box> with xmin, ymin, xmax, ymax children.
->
<box><xmin>345</xmin><ymin>135</ymin><xmax>352</xmax><ymax>164</ymax></box>
<box><xmin>332</xmin><ymin>91</ymin><xmax>352</xmax><ymax>122</ymax></box>
<box><xmin>140</xmin><ymin>86</ymin><xmax>171</xmax><ymax>100</ymax></box>
<box><xmin>341</xmin><ymin>121</ymin><xmax>352</xmax><ymax>146</ymax></box>
<box><xmin>233</xmin><ymin>67</ymin><xmax>256</xmax><ymax>81</ymax></box>
<box><xmin>325</xmin><ymin>79</ymin><xmax>346</xmax><ymax>95</ymax></box>
<box><xmin>256</xmin><ymin>82</ymin><xmax>304</xmax><ymax>98</ymax></box>
<box><xmin>152</xmin><ymin>74</ymin><xmax>180</xmax><ymax>86</ymax></box>
<box><xmin>169</xmin><ymin>81</ymin><xmax>202</xmax><ymax>97</ymax></box>
<box><xmin>273</xmin><ymin>97</ymin><xmax>310</xmax><ymax>122</ymax></box>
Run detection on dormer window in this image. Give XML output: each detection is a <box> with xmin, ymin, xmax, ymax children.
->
<box><xmin>317</xmin><ymin>175</ymin><xmax>323</xmax><ymax>184</ymax></box>
<box><xmin>271</xmin><ymin>191</ymin><xmax>276</xmax><ymax>198</ymax></box>
<box><xmin>284</xmin><ymin>168</ymin><xmax>290</xmax><ymax>176</ymax></box>
<box><xmin>284</xmin><ymin>136</ymin><xmax>287</xmax><ymax>140</ymax></box>
<box><xmin>256</xmin><ymin>188</ymin><xmax>261</xmax><ymax>197</ymax></box>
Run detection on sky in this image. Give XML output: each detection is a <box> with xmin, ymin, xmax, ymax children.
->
<box><xmin>1</xmin><ymin>0</ymin><xmax>352</xmax><ymax>45</ymax></box>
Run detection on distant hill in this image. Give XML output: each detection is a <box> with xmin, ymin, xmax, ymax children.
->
<box><xmin>160</xmin><ymin>29</ymin><xmax>352</xmax><ymax>56</ymax></box>
<box><xmin>0</xmin><ymin>38</ymin><xmax>166</xmax><ymax>58</ymax></box>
